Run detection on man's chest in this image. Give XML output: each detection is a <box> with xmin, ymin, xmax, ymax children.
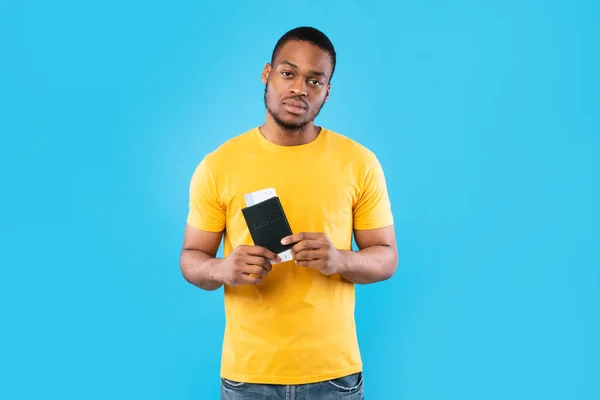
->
<box><xmin>222</xmin><ymin>159</ymin><xmax>360</xmax><ymax>243</ymax></box>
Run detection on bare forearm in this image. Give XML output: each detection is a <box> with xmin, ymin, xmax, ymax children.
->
<box><xmin>180</xmin><ymin>249</ymin><xmax>224</xmax><ymax>291</ymax></box>
<box><xmin>338</xmin><ymin>246</ymin><xmax>398</xmax><ymax>284</ymax></box>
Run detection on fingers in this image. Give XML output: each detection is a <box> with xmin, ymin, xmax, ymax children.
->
<box><xmin>237</xmin><ymin>273</ymin><xmax>264</xmax><ymax>285</ymax></box>
<box><xmin>245</xmin><ymin>246</ymin><xmax>280</xmax><ymax>263</ymax></box>
<box><xmin>291</xmin><ymin>239</ymin><xmax>325</xmax><ymax>254</ymax></box>
<box><xmin>294</xmin><ymin>249</ymin><xmax>322</xmax><ymax>261</ymax></box>
<box><xmin>281</xmin><ymin>232</ymin><xmax>324</xmax><ymax>245</ymax></box>
<box><xmin>240</xmin><ymin>265</ymin><xmax>269</xmax><ymax>278</ymax></box>
<box><xmin>236</xmin><ymin>265</ymin><xmax>268</xmax><ymax>285</ymax></box>
<box><xmin>243</xmin><ymin>255</ymin><xmax>273</xmax><ymax>272</ymax></box>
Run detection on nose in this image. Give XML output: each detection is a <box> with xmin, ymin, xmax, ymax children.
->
<box><xmin>289</xmin><ymin>77</ymin><xmax>307</xmax><ymax>96</ymax></box>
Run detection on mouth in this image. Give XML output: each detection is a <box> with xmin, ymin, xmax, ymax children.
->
<box><xmin>282</xmin><ymin>102</ymin><xmax>307</xmax><ymax>115</ymax></box>
<box><xmin>283</xmin><ymin>99</ymin><xmax>307</xmax><ymax>115</ymax></box>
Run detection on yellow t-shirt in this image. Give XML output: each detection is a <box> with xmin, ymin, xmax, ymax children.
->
<box><xmin>187</xmin><ymin>126</ymin><xmax>394</xmax><ymax>385</ymax></box>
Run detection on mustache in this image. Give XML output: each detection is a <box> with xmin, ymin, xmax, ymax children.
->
<box><xmin>264</xmin><ymin>84</ymin><xmax>309</xmax><ymax>108</ymax></box>
<box><xmin>283</xmin><ymin>96</ymin><xmax>308</xmax><ymax>108</ymax></box>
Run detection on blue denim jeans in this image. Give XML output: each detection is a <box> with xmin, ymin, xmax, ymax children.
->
<box><xmin>220</xmin><ymin>371</ymin><xmax>364</xmax><ymax>399</ymax></box>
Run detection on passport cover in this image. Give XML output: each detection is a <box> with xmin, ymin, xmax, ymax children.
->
<box><xmin>241</xmin><ymin>196</ymin><xmax>294</xmax><ymax>254</ymax></box>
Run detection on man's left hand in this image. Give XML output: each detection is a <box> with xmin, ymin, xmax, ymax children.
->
<box><xmin>281</xmin><ymin>232</ymin><xmax>345</xmax><ymax>276</ymax></box>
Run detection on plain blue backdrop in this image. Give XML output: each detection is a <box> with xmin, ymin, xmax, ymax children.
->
<box><xmin>1</xmin><ymin>0</ymin><xmax>598</xmax><ymax>399</ymax></box>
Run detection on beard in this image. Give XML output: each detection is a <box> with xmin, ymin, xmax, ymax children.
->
<box><xmin>263</xmin><ymin>83</ymin><xmax>326</xmax><ymax>131</ymax></box>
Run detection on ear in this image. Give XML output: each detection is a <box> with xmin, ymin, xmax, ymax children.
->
<box><xmin>324</xmin><ymin>84</ymin><xmax>331</xmax><ymax>103</ymax></box>
<box><xmin>261</xmin><ymin>63</ymin><xmax>272</xmax><ymax>84</ymax></box>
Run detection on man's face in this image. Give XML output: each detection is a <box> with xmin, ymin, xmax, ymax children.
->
<box><xmin>262</xmin><ymin>40</ymin><xmax>332</xmax><ymax>131</ymax></box>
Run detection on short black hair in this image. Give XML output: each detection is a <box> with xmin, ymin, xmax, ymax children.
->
<box><xmin>270</xmin><ymin>26</ymin><xmax>337</xmax><ymax>81</ymax></box>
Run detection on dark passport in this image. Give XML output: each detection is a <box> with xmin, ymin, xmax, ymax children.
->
<box><xmin>241</xmin><ymin>196</ymin><xmax>294</xmax><ymax>254</ymax></box>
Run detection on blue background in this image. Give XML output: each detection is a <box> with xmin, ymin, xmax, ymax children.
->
<box><xmin>1</xmin><ymin>1</ymin><xmax>598</xmax><ymax>399</ymax></box>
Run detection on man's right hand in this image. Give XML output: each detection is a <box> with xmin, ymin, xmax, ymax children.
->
<box><xmin>210</xmin><ymin>245</ymin><xmax>281</xmax><ymax>286</ymax></box>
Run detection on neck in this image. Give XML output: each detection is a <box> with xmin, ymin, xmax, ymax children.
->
<box><xmin>259</xmin><ymin>113</ymin><xmax>321</xmax><ymax>146</ymax></box>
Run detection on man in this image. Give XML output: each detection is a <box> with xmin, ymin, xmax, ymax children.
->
<box><xmin>180</xmin><ymin>26</ymin><xmax>397</xmax><ymax>399</ymax></box>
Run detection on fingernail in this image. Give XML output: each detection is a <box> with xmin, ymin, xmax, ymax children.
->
<box><xmin>281</xmin><ymin>238</ymin><xmax>287</xmax><ymax>244</ymax></box>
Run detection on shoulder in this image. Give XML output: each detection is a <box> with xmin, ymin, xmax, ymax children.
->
<box><xmin>324</xmin><ymin>128</ymin><xmax>379</xmax><ymax>163</ymax></box>
<box><xmin>198</xmin><ymin>127</ymin><xmax>256</xmax><ymax>166</ymax></box>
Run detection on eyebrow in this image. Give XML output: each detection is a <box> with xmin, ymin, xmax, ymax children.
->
<box><xmin>280</xmin><ymin>60</ymin><xmax>328</xmax><ymax>78</ymax></box>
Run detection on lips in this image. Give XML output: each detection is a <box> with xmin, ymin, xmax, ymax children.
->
<box><xmin>283</xmin><ymin>100</ymin><xmax>307</xmax><ymax>115</ymax></box>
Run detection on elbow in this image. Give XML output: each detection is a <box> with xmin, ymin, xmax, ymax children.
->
<box><xmin>179</xmin><ymin>262</ymin><xmax>192</xmax><ymax>284</ymax></box>
<box><xmin>382</xmin><ymin>249</ymin><xmax>398</xmax><ymax>281</ymax></box>
<box><xmin>179</xmin><ymin>261</ymin><xmax>192</xmax><ymax>285</ymax></box>
<box><xmin>381</xmin><ymin>264</ymin><xmax>396</xmax><ymax>281</ymax></box>
<box><xmin>179</xmin><ymin>249</ymin><xmax>222</xmax><ymax>291</ymax></box>
<box><xmin>179</xmin><ymin>249</ymin><xmax>196</xmax><ymax>284</ymax></box>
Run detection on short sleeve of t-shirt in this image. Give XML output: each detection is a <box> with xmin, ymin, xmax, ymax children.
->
<box><xmin>353</xmin><ymin>152</ymin><xmax>394</xmax><ymax>230</ymax></box>
<box><xmin>187</xmin><ymin>156</ymin><xmax>226</xmax><ymax>232</ymax></box>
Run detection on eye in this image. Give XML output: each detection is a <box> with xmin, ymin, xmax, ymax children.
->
<box><xmin>310</xmin><ymin>80</ymin><xmax>323</xmax><ymax>86</ymax></box>
<box><xmin>281</xmin><ymin>71</ymin><xmax>293</xmax><ymax>78</ymax></box>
